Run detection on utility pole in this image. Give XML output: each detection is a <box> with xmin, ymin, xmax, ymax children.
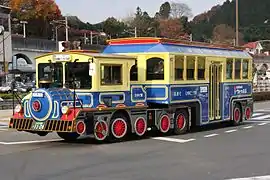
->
<box><xmin>235</xmin><ymin>0</ymin><xmax>239</xmax><ymax>46</ymax></box>
<box><xmin>65</xmin><ymin>16</ymin><xmax>68</xmax><ymax>41</ymax></box>
<box><xmin>134</xmin><ymin>27</ymin><xmax>137</xmax><ymax>37</ymax></box>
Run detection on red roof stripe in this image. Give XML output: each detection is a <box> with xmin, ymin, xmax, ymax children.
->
<box><xmin>107</xmin><ymin>38</ymin><xmax>245</xmax><ymax>50</ymax></box>
<box><xmin>108</xmin><ymin>38</ymin><xmax>160</xmax><ymax>45</ymax></box>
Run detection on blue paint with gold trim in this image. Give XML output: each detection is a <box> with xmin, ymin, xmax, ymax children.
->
<box><xmin>221</xmin><ymin>82</ymin><xmax>252</xmax><ymax>120</ymax></box>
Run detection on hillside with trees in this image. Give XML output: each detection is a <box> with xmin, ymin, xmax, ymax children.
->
<box><xmin>191</xmin><ymin>0</ymin><xmax>270</xmax><ymax>45</ymax></box>
<box><xmin>1</xmin><ymin>0</ymin><xmax>270</xmax><ymax>46</ymax></box>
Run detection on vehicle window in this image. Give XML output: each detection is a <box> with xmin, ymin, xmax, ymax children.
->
<box><xmin>38</xmin><ymin>63</ymin><xmax>63</xmax><ymax>87</ymax></box>
<box><xmin>175</xmin><ymin>56</ymin><xmax>184</xmax><ymax>80</ymax></box>
<box><xmin>226</xmin><ymin>59</ymin><xmax>233</xmax><ymax>79</ymax></box>
<box><xmin>130</xmin><ymin>64</ymin><xmax>138</xmax><ymax>81</ymax></box>
<box><xmin>65</xmin><ymin>62</ymin><xmax>92</xmax><ymax>89</ymax></box>
<box><xmin>235</xmin><ymin>59</ymin><xmax>241</xmax><ymax>79</ymax></box>
<box><xmin>146</xmin><ymin>57</ymin><xmax>164</xmax><ymax>80</ymax></box>
<box><xmin>197</xmin><ymin>56</ymin><xmax>206</xmax><ymax>80</ymax></box>
<box><xmin>242</xmin><ymin>59</ymin><xmax>249</xmax><ymax>79</ymax></box>
<box><xmin>101</xmin><ymin>64</ymin><xmax>122</xmax><ymax>85</ymax></box>
<box><xmin>186</xmin><ymin>56</ymin><xmax>195</xmax><ymax>80</ymax></box>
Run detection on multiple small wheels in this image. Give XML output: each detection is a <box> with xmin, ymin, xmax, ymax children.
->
<box><xmin>56</xmin><ymin>103</ymin><xmax>250</xmax><ymax>142</ymax></box>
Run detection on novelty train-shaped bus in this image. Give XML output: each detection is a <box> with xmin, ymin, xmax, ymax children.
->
<box><xmin>8</xmin><ymin>38</ymin><xmax>253</xmax><ymax>142</ymax></box>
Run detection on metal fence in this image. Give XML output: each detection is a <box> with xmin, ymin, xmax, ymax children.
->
<box><xmin>253</xmin><ymin>79</ymin><xmax>270</xmax><ymax>92</ymax></box>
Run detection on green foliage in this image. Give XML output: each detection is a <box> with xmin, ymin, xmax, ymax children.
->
<box><xmin>191</xmin><ymin>0</ymin><xmax>270</xmax><ymax>44</ymax></box>
<box><xmin>159</xmin><ymin>2</ymin><xmax>171</xmax><ymax>19</ymax></box>
<box><xmin>0</xmin><ymin>93</ymin><xmax>27</xmax><ymax>99</ymax></box>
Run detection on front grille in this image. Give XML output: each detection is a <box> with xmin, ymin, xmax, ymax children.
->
<box><xmin>9</xmin><ymin>118</ymin><xmax>75</xmax><ymax>132</ymax></box>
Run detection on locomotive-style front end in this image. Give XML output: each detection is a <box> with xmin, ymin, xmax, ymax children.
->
<box><xmin>9</xmin><ymin>88</ymin><xmax>80</xmax><ymax>137</ymax></box>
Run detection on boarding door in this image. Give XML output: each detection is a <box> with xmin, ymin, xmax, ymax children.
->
<box><xmin>209</xmin><ymin>62</ymin><xmax>222</xmax><ymax>120</ymax></box>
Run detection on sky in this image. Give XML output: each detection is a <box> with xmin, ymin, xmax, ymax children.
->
<box><xmin>55</xmin><ymin>0</ymin><xmax>226</xmax><ymax>24</ymax></box>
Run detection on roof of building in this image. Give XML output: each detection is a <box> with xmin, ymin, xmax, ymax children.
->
<box><xmin>243</xmin><ymin>41</ymin><xmax>262</xmax><ymax>49</ymax></box>
<box><xmin>104</xmin><ymin>37</ymin><xmax>251</xmax><ymax>58</ymax></box>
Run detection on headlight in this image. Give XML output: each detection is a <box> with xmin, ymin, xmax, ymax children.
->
<box><xmin>15</xmin><ymin>104</ymin><xmax>23</xmax><ymax>113</ymax></box>
<box><xmin>61</xmin><ymin>106</ymin><xmax>69</xmax><ymax>114</ymax></box>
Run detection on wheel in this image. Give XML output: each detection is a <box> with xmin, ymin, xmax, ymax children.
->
<box><xmin>134</xmin><ymin>117</ymin><xmax>147</xmax><ymax>137</ymax></box>
<box><xmin>57</xmin><ymin>132</ymin><xmax>80</xmax><ymax>141</ymax></box>
<box><xmin>93</xmin><ymin>120</ymin><xmax>109</xmax><ymax>141</ymax></box>
<box><xmin>109</xmin><ymin>114</ymin><xmax>129</xmax><ymax>141</ymax></box>
<box><xmin>173</xmin><ymin>109</ymin><xmax>189</xmax><ymax>135</ymax></box>
<box><xmin>232</xmin><ymin>103</ymin><xmax>242</xmax><ymax>126</ymax></box>
<box><xmin>159</xmin><ymin>114</ymin><xmax>171</xmax><ymax>134</ymax></box>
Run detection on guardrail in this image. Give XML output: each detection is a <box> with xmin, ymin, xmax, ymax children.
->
<box><xmin>0</xmin><ymin>99</ymin><xmax>15</xmax><ymax>110</ymax></box>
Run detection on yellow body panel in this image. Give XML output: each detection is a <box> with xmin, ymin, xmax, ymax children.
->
<box><xmin>35</xmin><ymin>52</ymin><xmax>136</xmax><ymax>92</ymax></box>
<box><xmin>114</xmin><ymin>51</ymin><xmax>253</xmax><ymax>85</ymax></box>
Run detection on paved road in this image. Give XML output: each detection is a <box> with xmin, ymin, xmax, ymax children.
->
<box><xmin>1</xmin><ymin>102</ymin><xmax>270</xmax><ymax>180</ymax></box>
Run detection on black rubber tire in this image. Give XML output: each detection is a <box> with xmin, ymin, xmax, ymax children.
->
<box><xmin>57</xmin><ymin>132</ymin><xmax>80</xmax><ymax>141</ymax></box>
<box><xmin>231</xmin><ymin>103</ymin><xmax>242</xmax><ymax>126</ymax></box>
<box><xmin>173</xmin><ymin>109</ymin><xmax>189</xmax><ymax>135</ymax></box>
<box><xmin>109</xmin><ymin>114</ymin><xmax>130</xmax><ymax>142</ymax></box>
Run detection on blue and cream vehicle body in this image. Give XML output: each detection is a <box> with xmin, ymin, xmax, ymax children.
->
<box><xmin>9</xmin><ymin>38</ymin><xmax>254</xmax><ymax>142</ymax></box>
<box><xmin>103</xmin><ymin>38</ymin><xmax>253</xmax><ymax>133</ymax></box>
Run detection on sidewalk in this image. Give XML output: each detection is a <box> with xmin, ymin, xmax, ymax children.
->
<box><xmin>0</xmin><ymin>109</ymin><xmax>13</xmax><ymax>124</ymax></box>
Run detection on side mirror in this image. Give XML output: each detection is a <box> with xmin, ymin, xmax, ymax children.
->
<box><xmin>89</xmin><ymin>62</ymin><xmax>95</xmax><ymax>76</ymax></box>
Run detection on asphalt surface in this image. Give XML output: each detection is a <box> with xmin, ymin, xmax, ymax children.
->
<box><xmin>0</xmin><ymin>102</ymin><xmax>270</xmax><ymax>180</ymax></box>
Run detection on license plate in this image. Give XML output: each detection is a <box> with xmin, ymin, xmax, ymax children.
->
<box><xmin>31</xmin><ymin>121</ymin><xmax>45</xmax><ymax>130</ymax></box>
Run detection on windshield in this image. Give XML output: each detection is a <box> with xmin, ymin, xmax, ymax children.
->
<box><xmin>38</xmin><ymin>63</ymin><xmax>63</xmax><ymax>88</ymax></box>
<box><xmin>65</xmin><ymin>62</ymin><xmax>92</xmax><ymax>89</ymax></box>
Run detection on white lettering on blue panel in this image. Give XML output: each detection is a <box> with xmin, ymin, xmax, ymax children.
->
<box><xmin>173</xmin><ymin>91</ymin><xmax>182</xmax><ymax>97</ymax></box>
<box><xmin>32</xmin><ymin>92</ymin><xmax>44</xmax><ymax>98</ymax></box>
<box><xmin>200</xmin><ymin>87</ymin><xmax>208</xmax><ymax>93</ymax></box>
<box><xmin>185</xmin><ymin>91</ymin><xmax>197</xmax><ymax>96</ymax></box>
<box><xmin>134</xmin><ymin>93</ymin><xmax>144</xmax><ymax>98</ymax></box>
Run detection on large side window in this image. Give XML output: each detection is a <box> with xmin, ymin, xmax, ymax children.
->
<box><xmin>175</xmin><ymin>56</ymin><xmax>184</xmax><ymax>80</ymax></box>
<box><xmin>226</xmin><ymin>59</ymin><xmax>233</xmax><ymax>80</ymax></box>
<box><xmin>38</xmin><ymin>63</ymin><xmax>63</xmax><ymax>87</ymax></box>
<box><xmin>146</xmin><ymin>57</ymin><xmax>164</xmax><ymax>80</ymax></box>
<box><xmin>130</xmin><ymin>64</ymin><xmax>138</xmax><ymax>81</ymax></box>
<box><xmin>242</xmin><ymin>59</ymin><xmax>249</xmax><ymax>79</ymax></box>
<box><xmin>65</xmin><ymin>62</ymin><xmax>92</xmax><ymax>89</ymax></box>
<box><xmin>101</xmin><ymin>64</ymin><xmax>122</xmax><ymax>85</ymax></box>
<box><xmin>186</xmin><ymin>56</ymin><xmax>195</xmax><ymax>80</ymax></box>
<box><xmin>235</xmin><ymin>59</ymin><xmax>241</xmax><ymax>79</ymax></box>
<box><xmin>197</xmin><ymin>57</ymin><xmax>206</xmax><ymax>80</ymax></box>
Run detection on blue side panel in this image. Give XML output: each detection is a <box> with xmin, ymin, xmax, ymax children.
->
<box><xmin>170</xmin><ymin>84</ymin><xmax>209</xmax><ymax>123</ymax></box>
<box><xmin>145</xmin><ymin>85</ymin><xmax>169</xmax><ymax>104</ymax></box>
<box><xmin>221</xmin><ymin>83</ymin><xmax>252</xmax><ymax>120</ymax></box>
<box><xmin>130</xmin><ymin>85</ymin><xmax>147</xmax><ymax>103</ymax></box>
<box><xmin>103</xmin><ymin>43</ymin><xmax>252</xmax><ymax>58</ymax></box>
<box><xmin>74</xmin><ymin>91</ymin><xmax>147</xmax><ymax>108</ymax></box>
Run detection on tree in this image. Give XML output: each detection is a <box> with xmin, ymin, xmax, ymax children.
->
<box><xmin>170</xmin><ymin>2</ymin><xmax>193</xmax><ymax>19</ymax></box>
<box><xmin>159</xmin><ymin>2</ymin><xmax>171</xmax><ymax>19</ymax></box>
<box><xmin>9</xmin><ymin>0</ymin><xmax>61</xmax><ymax>38</ymax></box>
<box><xmin>10</xmin><ymin>0</ymin><xmax>61</xmax><ymax>21</ymax></box>
<box><xmin>159</xmin><ymin>19</ymin><xmax>184</xmax><ymax>39</ymax></box>
<box><xmin>212</xmin><ymin>24</ymin><xmax>244</xmax><ymax>45</ymax></box>
<box><xmin>0</xmin><ymin>0</ymin><xmax>10</xmax><ymax>6</ymax></box>
<box><xmin>102</xmin><ymin>17</ymin><xmax>126</xmax><ymax>38</ymax></box>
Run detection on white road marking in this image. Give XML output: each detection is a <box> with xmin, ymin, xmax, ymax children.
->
<box><xmin>204</xmin><ymin>133</ymin><xmax>219</xmax><ymax>138</ymax></box>
<box><xmin>253</xmin><ymin>114</ymin><xmax>270</xmax><ymax>120</ymax></box>
<box><xmin>242</xmin><ymin>126</ymin><xmax>253</xmax><ymax>129</ymax></box>
<box><xmin>151</xmin><ymin>137</ymin><xmax>195</xmax><ymax>143</ymax></box>
<box><xmin>0</xmin><ymin>139</ymin><xmax>63</xmax><ymax>145</ymax></box>
<box><xmin>252</xmin><ymin>113</ymin><xmax>264</xmax><ymax>117</ymax></box>
<box><xmin>226</xmin><ymin>175</ymin><xmax>270</xmax><ymax>180</ymax></box>
<box><xmin>247</xmin><ymin>120</ymin><xmax>270</xmax><ymax>123</ymax></box>
<box><xmin>258</xmin><ymin>122</ymin><xmax>269</xmax><ymax>126</ymax></box>
<box><xmin>225</xmin><ymin>129</ymin><xmax>237</xmax><ymax>133</ymax></box>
